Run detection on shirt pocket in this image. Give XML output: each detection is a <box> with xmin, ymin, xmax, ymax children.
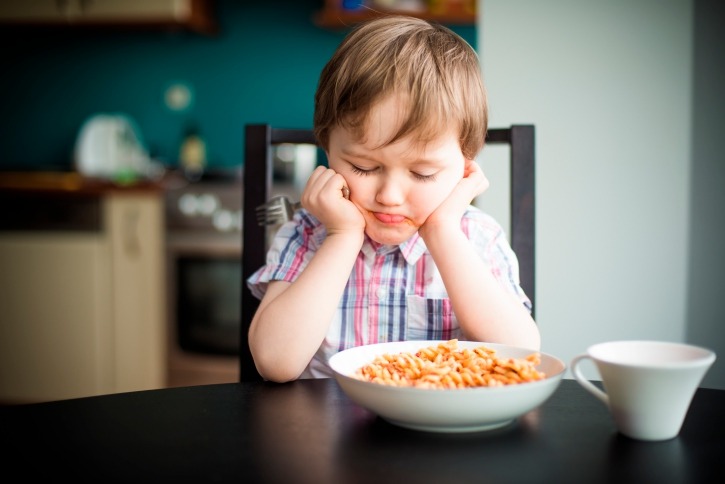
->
<box><xmin>406</xmin><ymin>295</ymin><xmax>461</xmax><ymax>341</ymax></box>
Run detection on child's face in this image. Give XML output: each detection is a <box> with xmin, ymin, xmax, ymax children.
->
<box><xmin>327</xmin><ymin>94</ymin><xmax>468</xmax><ymax>245</ymax></box>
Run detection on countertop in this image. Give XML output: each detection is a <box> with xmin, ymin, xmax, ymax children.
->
<box><xmin>0</xmin><ymin>171</ymin><xmax>168</xmax><ymax>196</ymax></box>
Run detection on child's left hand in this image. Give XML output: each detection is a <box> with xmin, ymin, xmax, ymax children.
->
<box><xmin>420</xmin><ymin>159</ymin><xmax>489</xmax><ymax>235</ymax></box>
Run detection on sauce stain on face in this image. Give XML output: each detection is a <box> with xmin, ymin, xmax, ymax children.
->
<box><xmin>368</xmin><ymin>210</ymin><xmax>419</xmax><ymax>231</ymax></box>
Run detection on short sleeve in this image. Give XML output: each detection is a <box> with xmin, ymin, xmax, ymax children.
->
<box><xmin>246</xmin><ymin>210</ymin><xmax>325</xmax><ymax>300</ymax></box>
<box><xmin>462</xmin><ymin>208</ymin><xmax>532</xmax><ymax>313</ymax></box>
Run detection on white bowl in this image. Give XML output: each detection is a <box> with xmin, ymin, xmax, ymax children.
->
<box><xmin>329</xmin><ymin>340</ymin><xmax>566</xmax><ymax>433</ymax></box>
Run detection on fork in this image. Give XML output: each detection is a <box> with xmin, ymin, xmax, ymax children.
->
<box><xmin>255</xmin><ymin>186</ymin><xmax>350</xmax><ymax>226</ymax></box>
<box><xmin>255</xmin><ymin>195</ymin><xmax>301</xmax><ymax>226</ymax></box>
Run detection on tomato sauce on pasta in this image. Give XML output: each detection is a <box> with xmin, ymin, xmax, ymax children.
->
<box><xmin>354</xmin><ymin>339</ymin><xmax>545</xmax><ymax>389</ymax></box>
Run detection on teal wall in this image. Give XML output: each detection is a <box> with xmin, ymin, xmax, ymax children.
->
<box><xmin>0</xmin><ymin>1</ymin><xmax>475</xmax><ymax>171</ymax></box>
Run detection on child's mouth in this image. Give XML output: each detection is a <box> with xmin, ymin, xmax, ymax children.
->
<box><xmin>374</xmin><ymin>212</ymin><xmax>406</xmax><ymax>224</ymax></box>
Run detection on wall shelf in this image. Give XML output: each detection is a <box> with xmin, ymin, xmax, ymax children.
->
<box><xmin>314</xmin><ymin>0</ymin><xmax>476</xmax><ymax>30</ymax></box>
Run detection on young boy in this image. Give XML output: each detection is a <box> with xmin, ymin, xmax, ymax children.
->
<box><xmin>247</xmin><ymin>15</ymin><xmax>540</xmax><ymax>382</ymax></box>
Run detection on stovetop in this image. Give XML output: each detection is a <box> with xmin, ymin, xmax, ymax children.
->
<box><xmin>163</xmin><ymin>170</ymin><xmax>243</xmax><ymax>234</ymax></box>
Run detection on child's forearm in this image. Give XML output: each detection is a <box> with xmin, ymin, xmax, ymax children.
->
<box><xmin>422</xmin><ymin>228</ymin><xmax>541</xmax><ymax>350</ymax></box>
<box><xmin>249</xmin><ymin>231</ymin><xmax>363</xmax><ymax>382</ymax></box>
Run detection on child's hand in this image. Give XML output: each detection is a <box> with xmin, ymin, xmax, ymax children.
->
<box><xmin>420</xmin><ymin>159</ymin><xmax>489</xmax><ymax>236</ymax></box>
<box><xmin>302</xmin><ymin>166</ymin><xmax>365</xmax><ymax>236</ymax></box>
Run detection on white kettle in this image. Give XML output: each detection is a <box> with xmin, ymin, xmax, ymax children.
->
<box><xmin>74</xmin><ymin>113</ymin><xmax>155</xmax><ymax>179</ymax></box>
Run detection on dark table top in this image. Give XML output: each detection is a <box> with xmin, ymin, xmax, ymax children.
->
<box><xmin>2</xmin><ymin>379</ymin><xmax>723</xmax><ymax>483</ymax></box>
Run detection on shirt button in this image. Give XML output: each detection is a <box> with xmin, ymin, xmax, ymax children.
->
<box><xmin>376</xmin><ymin>287</ymin><xmax>387</xmax><ymax>300</ymax></box>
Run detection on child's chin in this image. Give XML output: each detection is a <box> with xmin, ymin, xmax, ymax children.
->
<box><xmin>366</xmin><ymin>226</ymin><xmax>417</xmax><ymax>246</ymax></box>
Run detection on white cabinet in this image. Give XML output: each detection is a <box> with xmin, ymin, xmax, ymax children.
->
<box><xmin>0</xmin><ymin>191</ymin><xmax>166</xmax><ymax>403</ymax></box>
<box><xmin>105</xmin><ymin>193</ymin><xmax>166</xmax><ymax>394</ymax></box>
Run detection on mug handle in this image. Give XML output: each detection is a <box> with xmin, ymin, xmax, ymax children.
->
<box><xmin>570</xmin><ymin>354</ymin><xmax>609</xmax><ymax>405</ymax></box>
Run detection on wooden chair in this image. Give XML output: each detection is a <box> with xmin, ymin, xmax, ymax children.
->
<box><xmin>241</xmin><ymin>124</ymin><xmax>535</xmax><ymax>381</ymax></box>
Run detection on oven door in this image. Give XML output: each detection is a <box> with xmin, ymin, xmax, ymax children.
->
<box><xmin>167</xmin><ymin>233</ymin><xmax>241</xmax><ymax>358</ymax></box>
<box><xmin>167</xmin><ymin>231</ymin><xmax>242</xmax><ymax>386</ymax></box>
<box><xmin>176</xmin><ymin>255</ymin><xmax>240</xmax><ymax>355</ymax></box>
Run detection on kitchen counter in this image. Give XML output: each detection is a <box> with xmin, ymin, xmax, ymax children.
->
<box><xmin>0</xmin><ymin>171</ymin><xmax>168</xmax><ymax>403</ymax></box>
<box><xmin>0</xmin><ymin>171</ymin><xmax>167</xmax><ymax>196</ymax></box>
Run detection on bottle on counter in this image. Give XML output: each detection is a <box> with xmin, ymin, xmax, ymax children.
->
<box><xmin>179</xmin><ymin>125</ymin><xmax>207</xmax><ymax>182</ymax></box>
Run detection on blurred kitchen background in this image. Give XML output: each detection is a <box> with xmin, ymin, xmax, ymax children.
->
<box><xmin>0</xmin><ymin>0</ymin><xmax>722</xmax><ymax>403</ymax></box>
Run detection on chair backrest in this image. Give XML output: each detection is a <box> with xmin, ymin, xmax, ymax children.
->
<box><xmin>241</xmin><ymin>124</ymin><xmax>535</xmax><ymax>381</ymax></box>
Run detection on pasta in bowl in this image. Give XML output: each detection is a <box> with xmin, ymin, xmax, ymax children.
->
<box><xmin>329</xmin><ymin>340</ymin><xmax>566</xmax><ymax>433</ymax></box>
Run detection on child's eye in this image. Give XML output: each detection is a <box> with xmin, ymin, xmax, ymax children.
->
<box><xmin>412</xmin><ymin>172</ymin><xmax>437</xmax><ymax>182</ymax></box>
<box><xmin>350</xmin><ymin>165</ymin><xmax>376</xmax><ymax>176</ymax></box>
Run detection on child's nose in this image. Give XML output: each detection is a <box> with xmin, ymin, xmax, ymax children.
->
<box><xmin>375</xmin><ymin>177</ymin><xmax>406</xmax><ymax>206</ymax></box>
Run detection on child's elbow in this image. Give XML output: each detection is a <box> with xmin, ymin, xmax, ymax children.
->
<box><xmin>251</xmin><ymin>350</ymin><xmax>306</xmax><ymax>383</ymax></box>
<box><xmin>257</xmin><ymin>365</ymin><xmax>303</xmax><ymax>383</ymax></box>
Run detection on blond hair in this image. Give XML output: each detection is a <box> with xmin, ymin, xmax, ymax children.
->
<box><xmin>314</xmin><ymin>15</ymin><xmax>487</xmax><ymax>160</ymax></box>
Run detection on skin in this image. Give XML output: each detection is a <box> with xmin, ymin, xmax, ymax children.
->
<box><xmin>249</xmin><ymin>95</ymin><xmax>541</xmax><ymax>382</ymax></box>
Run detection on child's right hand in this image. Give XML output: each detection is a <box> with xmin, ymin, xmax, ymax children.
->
<box><xmin>302</xmin><ymin>166</ymin><xmax>365</xmax><ymax>236</ymax></box>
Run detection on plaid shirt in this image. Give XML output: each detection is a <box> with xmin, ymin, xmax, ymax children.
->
<box><xmin>247</xmin><ymin>206</ymin><xmax>531</xmax><ymax>378</ymax></box>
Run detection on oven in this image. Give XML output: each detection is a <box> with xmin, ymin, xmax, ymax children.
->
<box><xmin>164</xmin><ymin>173</ymin><xmax>243</xmax><ymax>387</ymax></box>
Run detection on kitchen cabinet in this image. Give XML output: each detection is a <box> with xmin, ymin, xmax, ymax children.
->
<box><xmin>315</xmin><ymin>0</ymin><xmax>476</xmax><ymax>29</ymax></box>
<box><xmin>0</xmin><ymin>184</ymin><xmax>166</xmax><ymax>403</ymax></box>
<box><xmin>0</xmin><ymin>0</ymin><xmax>217</xmax><ymax>35</ymax></box>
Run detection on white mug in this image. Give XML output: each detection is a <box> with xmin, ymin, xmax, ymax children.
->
<box><xmin>570</xmin><ymin>340</ymin><xmax>716</xmax><ymax>441</ymax></box>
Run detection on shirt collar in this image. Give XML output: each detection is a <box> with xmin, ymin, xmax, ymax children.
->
<box><xmin>303</xmin><ymin>209</ymin><xmax>428</xmax><ymax>265</ymax></box>
<box><xmin>361</xmin><ymin>232</ymin><xmax>427</xmax><ymax>265</ymax></box>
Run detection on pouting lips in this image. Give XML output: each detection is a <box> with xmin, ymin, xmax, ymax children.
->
<box><xmin>374</xmin><ymin>213</ymin><xmax>406</xmax><ymax>224</ymax></box>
